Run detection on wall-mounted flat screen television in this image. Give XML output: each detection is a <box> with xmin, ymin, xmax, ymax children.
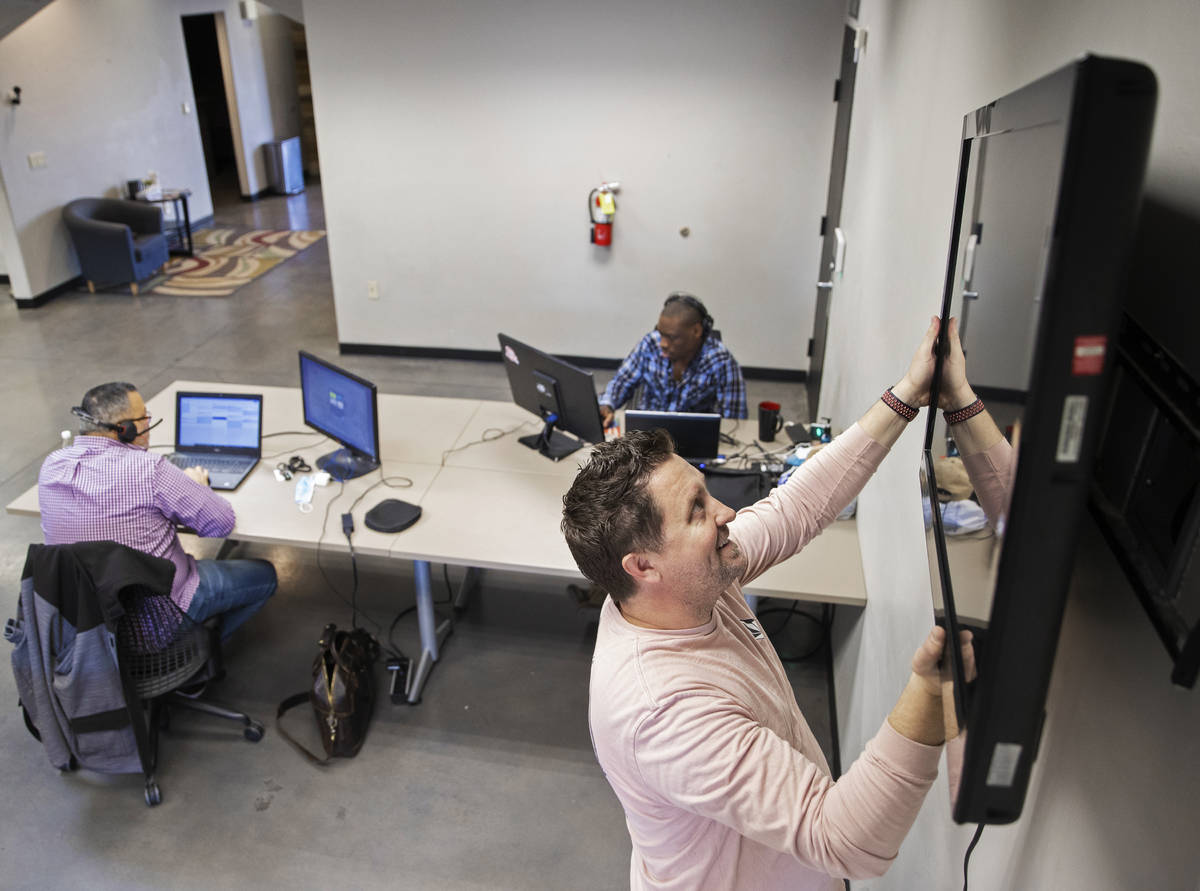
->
<box><xmin>922</xmin><ymin>55</ymin><xmax>1156</xmax><ymax>825</ymax></box>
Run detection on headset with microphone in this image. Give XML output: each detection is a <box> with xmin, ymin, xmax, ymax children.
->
<box><xmin>71</xmin><ymin>406</ymin><xmax>162</xmax><ymax>444</ymax></box>
<box><xmin>663</xmin><ymin>292</ymin><xmax>714</xmax><ymax>337</ymax></box>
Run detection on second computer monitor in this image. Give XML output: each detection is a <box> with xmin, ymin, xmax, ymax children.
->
<box><xmin>498</xmin><ymin>333</ymin><xmax>605</xmax><ymax>461</ymax></box>
<box><xmin>298</xmin><ymin>350</ymin><xmax>381</xmax><ymax>480</ymax></box>
<box><xmin>625</xmin><ymin>410</ymin><xmax>721</xmax><ymax>461</ymax></box>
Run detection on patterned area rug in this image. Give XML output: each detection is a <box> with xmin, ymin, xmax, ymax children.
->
<box><xmin>148</xmin><ymin>228</ymin><xmax>326</xmax><ymax>297</ymax></box>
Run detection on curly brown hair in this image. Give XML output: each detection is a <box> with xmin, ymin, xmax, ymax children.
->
<box><xmin>560</xmin><ymin>428</ymin><xmax>676</xmax><ymax>602</ymax></box>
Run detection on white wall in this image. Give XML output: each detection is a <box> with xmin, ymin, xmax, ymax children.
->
<box><xmin>0</xmin><ymin>0</ymin><xmax>213</xmax><ymax>300</ymax></box>
<box><xmin>822</xmin><ymin>0</ymin><xmax>1200</xmax><ymax>888</ymax></box>
<box><xmin>197</xmin><ymin>2</ymin><xmax>302</xmax><ymax>195</ymax></box>
<box><xmin>0</xmin><ymin>0</ymin><xmax>303</xmax><ymax>301</ymax></box>
<box><xmin>303</xmin><ymin>0</ymin><xmax>845</xmax><ymax>369</ymax></box>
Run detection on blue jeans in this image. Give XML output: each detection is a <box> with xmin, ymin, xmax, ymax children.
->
<box><xmin>187</xmin><ymin>559</ymin><xmax>277</xmax><ymax>642</ymax></box>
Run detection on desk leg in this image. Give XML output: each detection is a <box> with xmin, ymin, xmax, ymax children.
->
<box><xmin>453</xmin><ymin>565</ymin><xmax>480</xmax><ymax>612</ymax></box>
<box><xmin>215</xmin><ymin>539</ymin><xmax>238</xmax><ymax>561</ymax></box>
<box><xmin>181</xmin><ymin>194</ymin><xmax>193</xmax><ymax>256</ymax></box>
<box><xmin>407</xmin><ymin>559</ymin><xmax>452</xmax><ymax>704</ymax></box>
<box><xmin>743</xmin><ymin>593</ymin><xmax>758</xmax><ymax>613</ymax></box>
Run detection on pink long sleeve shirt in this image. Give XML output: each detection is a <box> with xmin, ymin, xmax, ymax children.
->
<box><xmin>38</xmin><ymin>436</ymin><xmax>236</xmax><ymax>612</ymax></box>
<box><xmin>961</xmin><ymin>437</ymin><xmax>1016</xmax><ymax>530</ymax></box>
<box><xmin>589</xmin><ymin>424</ymin><xmax>943</xmax><ymax>890</ymax></box>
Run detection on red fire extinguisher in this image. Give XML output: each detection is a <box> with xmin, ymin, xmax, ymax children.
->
<box><xmin>589</xmin><ymin>182</ymin><xmax>619</xmax><ymax>246</ymax></box>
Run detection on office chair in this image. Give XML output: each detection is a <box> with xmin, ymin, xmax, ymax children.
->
<box><xmin>116</xmin><ymin>587</ymin><xmax>265</xmax><ymax>806</ymax></box>
<box><xmin>12</xmin><ymin>541</ymin><xmax>265</xmax><ymax>807</ymax></box>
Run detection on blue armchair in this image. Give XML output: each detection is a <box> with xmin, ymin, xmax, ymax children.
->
<box><xmin>63</xmin><ymin>198</ymin><xmax>169</xmax><ymax>295</ymax></box>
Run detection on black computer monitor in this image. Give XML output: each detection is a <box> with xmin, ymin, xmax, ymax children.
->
<box><xmin>498</xmin><ymin>333</ymin><xmax>605</xmax><ymax>461</ymax></box>
<box><xmin>625</xmin><ymin>410</ymin><xmax>721</xmax><ymax>461</ymax></box>
<box><xmin>298</xmin><ymin>350</ymin><xmax>381</xmax><ymax>480</ymax></box>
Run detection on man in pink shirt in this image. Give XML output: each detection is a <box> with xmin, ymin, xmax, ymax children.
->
<box><xmin>39</xmin><ymin>382</ymin><xmax>276</xmax><ymax>643</ymax></box>
<box><xmin>562</xmin><ymin>319</ymin><xmax>987</xmax><ymax>889</ymax></box>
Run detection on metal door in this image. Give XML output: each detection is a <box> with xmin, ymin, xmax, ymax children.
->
<box><xmin>807</xmin><ymin>24</ymin><xmax>860</xmax><ymax>417</ymax></box>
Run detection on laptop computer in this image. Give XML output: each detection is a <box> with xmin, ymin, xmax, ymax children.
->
<box><xmin>625</xmin><ymin>410</ymin><xmax>721</xmax><ymax>463</ymax></box>
<box><xmin>167</xmin><ymin>392</ymin><xmax>263</xmax><ymax>490</ymax></box>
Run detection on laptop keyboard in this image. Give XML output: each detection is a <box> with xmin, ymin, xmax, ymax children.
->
<box><xmin>168</xmin><ymin>454</ymin><xmax>255</xmax><ymax>473</ymax></box>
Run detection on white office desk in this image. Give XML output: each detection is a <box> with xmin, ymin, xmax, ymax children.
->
<box><xmin>6</xmin><ymin>382</ymin><xmax>465</xmax><ymax>559</ymax></box>
<box><xmin>8</xmin><ymin>381</ymin><xmax>869</xmax><ymax>701</ymax></box>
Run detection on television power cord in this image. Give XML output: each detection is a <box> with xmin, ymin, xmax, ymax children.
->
<box><xmin>962</xmin><ymin>822</ymin><xmax>985</xmax><ymax>891</ymax></box>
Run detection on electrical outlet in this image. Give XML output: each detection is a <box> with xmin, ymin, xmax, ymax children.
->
<box><xmin>27</xmin><ymin>151</ymin><xmax>46</xmax><ymax>169</ymax></box>
<box><xmin>366</xmin><ymin>280</ymin><xmax>379</xmax><ymax>300</ymax></box>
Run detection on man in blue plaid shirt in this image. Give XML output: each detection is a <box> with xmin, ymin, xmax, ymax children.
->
<box><xmin>599</xmin><ymin>294</ymin><xmax>748</xmax><ymax>426</ymax></box>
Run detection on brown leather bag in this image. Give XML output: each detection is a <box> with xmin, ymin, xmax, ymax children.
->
<box><xmin>277</xmin><ymin>623</ymin><xmax>379</xmax><ymax>764</ymax></box>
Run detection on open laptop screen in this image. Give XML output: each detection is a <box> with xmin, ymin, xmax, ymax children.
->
<box><xmin>175</xmin><ymin>393</ymin><xmax>262</xmax><ymax>454</ymax></box>
<box><xmin>625</xmin><ymin>410</ymin><xmax>721</xmax><ymax>460</ymax></box>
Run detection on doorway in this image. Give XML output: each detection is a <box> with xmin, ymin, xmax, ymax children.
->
<box><xmin>807</xmin><ymin>24</ymin><xmax>861</xmax><ymax>418</ymax></box>
<box><xmin>182</xmin><ymin>12</ymin><xmax>244</xmax><ymax>206</ymax></box>
<box><xmin>290</xmin><ymin>21</ymin><xmax>320</xmax><ymax>181</ymax></box>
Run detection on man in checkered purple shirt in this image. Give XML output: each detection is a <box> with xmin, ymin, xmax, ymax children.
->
<box><xmin>38</xmin><ymin>382</ymin><xmax>276</xmax><ymax>643</ymax></box>
<box><xmin>599</xmin><ymin>293</ymin><xmax>748</xmax><ymax>427</ymax></box>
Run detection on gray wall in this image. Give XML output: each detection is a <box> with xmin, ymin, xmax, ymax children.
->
<box><xmin>0</xmin><ymin>0</ymin><xmax>54</xmax><ymax>44</ymax></box>
<box><xmin>0</xmin><ymin>170</ymin><xmax>9</xmax><ymax>278</ymax></box>
<box><xmin>822</xmin><ymin>0</ymin><xmax>1200</xmax><ymax>887</ymax></box>
<box><xmin>303</xmin><ymin>0</ymin><xmax>845</xmax><ymax>369</ymax></box>
<box><xmin>209</xmin><ymin>1</ymin><xmax>303</xmax><ymax>195</ymax></box>
<box><xmin>0</xmin><ymin>0</ymin><xmax>302</xmax><ymax>301</ymax></box>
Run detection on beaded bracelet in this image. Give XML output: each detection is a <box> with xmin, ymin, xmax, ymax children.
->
<box><xmin>880</xmin><ymin>387</ymin><xmax>919</xmax><ymax>422</ymax></box>
<box><xmin>944</xmin><ymin>397</ymin><xmax>985</xmax><ymax>425</ymax></box>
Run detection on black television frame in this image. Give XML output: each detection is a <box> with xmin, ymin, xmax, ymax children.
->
<box><xmin>498</xmin><ymin>333</ymin><xmax>605</xmax><ymax>461</ymax></box>
<box><xmin>924</xmin><ymin>55</ymin><xmax>1156</xmax><ymax>825</ymax></box>
<box><xmin>298</xmin><ymin>350</ymin><xmax>382</xmax><ymax>480</ymax></box>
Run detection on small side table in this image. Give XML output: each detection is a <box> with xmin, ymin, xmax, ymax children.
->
<box><xmin>138</xmin><ymin>189</ymin><xmax>193</xmax><ymax>256</ymax></box>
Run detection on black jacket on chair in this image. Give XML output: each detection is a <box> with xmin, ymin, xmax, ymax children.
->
<box><xmin>6</xmin><ymin>542</ymin><xmax>175</xmax><ymax>774</ymax></box>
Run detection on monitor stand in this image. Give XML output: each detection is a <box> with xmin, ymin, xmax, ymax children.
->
<box><xmin>519</xmin><ymin>420</ymin><xmax>583</xmax><ymax>461</ymax></box>
<box><xmin>316</xmin><ymin>448</ymin><xmax>379</xmax><ymax>481</ymax></box>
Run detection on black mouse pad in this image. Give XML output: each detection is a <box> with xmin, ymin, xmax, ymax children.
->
<box><xmin>364</xmin><ymin>499</ymin><xmax>422</xmax><ymax>533</ymax></box>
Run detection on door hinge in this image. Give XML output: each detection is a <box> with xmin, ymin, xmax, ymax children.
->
<box><xmin>819</xmin><ymin>215</ymin><xmax>827</xmax><ymax>237</ymax></box>
<box><xmin>833</xmin><ymin>79</ymin><xmax>841</xmax><ymax>103</ymax></box>
<box><xmin>807</xmin><ymin>338</ymin><xmax>814</xmax><ymax>358</ymax></box>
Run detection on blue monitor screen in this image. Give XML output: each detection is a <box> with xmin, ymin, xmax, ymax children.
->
<box><xmin>299</xmin><ymin>353</ymin><xmax>378</xmax><ymax>460</ymax></box>
<box><xmin>177</xmin><ymin>395</ymin><xmax>261</xmax><ymax>449</ymax></box>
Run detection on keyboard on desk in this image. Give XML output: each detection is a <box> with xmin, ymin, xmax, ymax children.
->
<box><xmin>167</xmin><ymin>452</ymin><xmax>257</xmax><ymax>490</ymax></box>
<box><xmin>168</xmin><ymin>454</ymin><xmax>255</xmax><ymax>473</ymax></box>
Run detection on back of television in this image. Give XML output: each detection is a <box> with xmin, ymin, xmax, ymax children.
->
<box><xmin>1090</xmin><ymin>196</ymin><xmax>1200</xmax><ymax>688</ymax></box>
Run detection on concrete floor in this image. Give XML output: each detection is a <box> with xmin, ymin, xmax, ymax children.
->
<box><xmin>0</xmin><ymin>185</ymin><xmax>828</xmax><ymax>890</ymax></box>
